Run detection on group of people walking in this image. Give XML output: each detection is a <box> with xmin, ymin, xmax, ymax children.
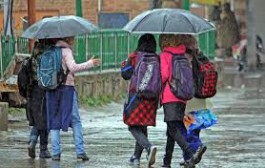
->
<box><xmin>121</xmin><ymin>34</ymin><xmax>214</xmax><ymax>168</ymax></box>
<box><xmin>21</xmin><ymin>33</ymin><xmax>215</xmax><ymax>168</ymax></box>
<box><xmin>23</xmin><ymin>37</ymin><xmax>100</xmax><ymax>161</ymax></box>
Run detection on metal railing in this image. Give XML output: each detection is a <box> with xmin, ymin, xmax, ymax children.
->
<box><xmin>1</xmin><ymin>35</ymin><xmax>16</xmax><ymax>78</ymax></box>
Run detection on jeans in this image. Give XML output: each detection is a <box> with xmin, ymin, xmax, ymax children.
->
<box><xmin>129</xmin><ymin>126</ymin><xmax>151</xmax><ymax>158</ymax></box>
<box><xmin>29</xmin><ymin>126</ymin><xmax>49</xmax><ymax>151</ymax></box>
<box><xmin>51</xmin><ymin>91</ymin><xmax>85</xmax><ymax>156</ymax></box>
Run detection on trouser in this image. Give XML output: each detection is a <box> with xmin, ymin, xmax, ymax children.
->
<box><xmin>50</xmin><ymin>92</ymin><xmax>85</xmax><ymax>156</ymax></box>
<box><xmin>164</xmin><ymin>125</ymin><xmax>202</xmax><ymax>164</ymax></box>
<box><xmin>29</xmin><ymin>126</ymin><xmax>49</xmax><ymax>151</ymax></box>
<box><xmin>163</xmin><ymin>121</ymin><xmax>194</xmax><ymax>164</ymax></box>
<box><xmin>129</xmin><ymin>126</ymin><xmax>151</xmax><ymax>159</ymax></box>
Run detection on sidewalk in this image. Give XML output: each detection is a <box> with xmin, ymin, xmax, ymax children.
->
<box><xmin>0</xmin><ymin>88</ymin><xmax>265</xmax><ymax>168</ymax></box>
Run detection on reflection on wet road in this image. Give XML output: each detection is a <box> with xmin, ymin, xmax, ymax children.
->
<box><xmin>0</xmin><ymin>89</ymin><xmax>265</xmax><ymax>168</ymax></box>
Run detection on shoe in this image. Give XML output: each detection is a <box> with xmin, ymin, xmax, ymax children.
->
<box><xmin>147</xmin><ymin>146</ymin><xmax>157</xmax><ymax>166</ymax></box>
<box><xmin>181</xmin><ymin>160</ymin><xmax>195</xmax><ymax>168</ymax></box>
<box><xmin>28</xmin><ymin>142</ymin><xmax>36</xmax><ymax>159</ymax></box>
<box><xmin>129</xmin><ymin>155</ymin><xmax>140</xmax><ymax>165</ymax></box>
<box><xmin>52</xmin><ymin>154</ymin><xmax>61</xmax><ymax>161</ymax></box>
<box><xmin>183</xmin><ymin>164</ymin><xmax>196</xmax><ymax>168</ymax></box>
<box><xmin>180</xmin><ymin>160</ymin><xmax>185</xmax><ymax>166</ymax></box>
<box><xmin>77</xmin><ymin>153</ymin><xmax>89</xmax><ymax>161</ymax></box>
<box><xmin>194</xmin><ymin>144</ymin><xmax>207</xmax><ymax>164</ymax></box>
<box><xmin>162</xmin><ymin>154</ymin><xmax>172</xmax><ymax>168</ymax></box>
<box><xmin>39</xmin><ymin>150</ymin><xmax>51</xmax><ymax>158</ymax></box>
<box><xmin>184</xmin><ymin>157</ymin><xmax>195</xmax><ymax>168</ymax></box>
<box><xmin>161</xmin><ymin>164</ymin><xmax>171</xmax><ymax>168</ymax></box>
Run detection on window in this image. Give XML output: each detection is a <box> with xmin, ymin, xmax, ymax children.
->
<box><xmin>98</xmin><ymin>13</ymin><xmax>129</xmax><ymax>29</ymax></box>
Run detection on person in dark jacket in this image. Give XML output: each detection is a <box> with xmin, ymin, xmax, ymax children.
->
<box><xmin>27</xmin><ymin>40</ymin><xmax>53</xmax><ymax>159</ymax></box>
<box><xmin>121</xmin><ymin>34</ymin><xmax>159</xmax><ymax>166</ymax></box>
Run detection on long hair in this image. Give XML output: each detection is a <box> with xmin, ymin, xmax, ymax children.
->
<box><xmin>159</xmin><ymin>34</ymin><xmax>177</xmax><ymax>50</ymax></box>
<box><xmin>136</xmin><ymin>34</ymin><xmax>156</xmax><ymax>53</ymax></box>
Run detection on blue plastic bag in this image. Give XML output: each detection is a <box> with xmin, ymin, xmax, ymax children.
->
<box><xmin>187</xmin><ymin>109</ymin><xmax>218</xmax><ymax>134</ymax></box>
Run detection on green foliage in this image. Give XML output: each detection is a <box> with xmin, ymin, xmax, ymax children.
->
<box><xmin>8</xmin><ymin>107</ymin><xmax>25</xmax><ymax>113</ymax></box>
<box><xmin>79</xmin><ymin>95</ymin><xmax>116</xmax><ymax>107</ymax></box>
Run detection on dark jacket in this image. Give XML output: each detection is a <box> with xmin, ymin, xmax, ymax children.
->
<box><xmin>26</xmin><ymin>44</ymin><xmax>48</xmax><ymax>130</ymax></box>
<box><xmin>27</xmin><ymin>84</ymin><xmax>47</xmax><ymax>130</ymax></box>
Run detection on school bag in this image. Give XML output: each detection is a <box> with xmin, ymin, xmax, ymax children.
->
<box><xmin>17</xmin><ymin>57</ymin><xmax>32</xmax><ymax>98</ymax></box>
<box><xmin>192</xmin><ymin>52</ymin><xmax>218</xmax><ymax>98</ymax></box>
<box><xmin>130</xmin><ymin>52</ymin><xmax>161</xmax><ymax>99</ymax></box>
<box><xmin>37</xmin><ymin>46</ymin><xmax>67</xmax><ymax>90</ymax></box>
<box><xmin>166</xmin><ymin>51</ymin><xmax>194</xmax><ymax>100</ymax></box>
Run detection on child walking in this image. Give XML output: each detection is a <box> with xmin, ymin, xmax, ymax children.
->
<box><xmin>121</xmin><ymin>34</ymin><xmax>160</xmax><ymax>167</ymax></box>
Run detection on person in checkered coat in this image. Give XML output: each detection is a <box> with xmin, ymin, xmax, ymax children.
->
<box><xmin>121</xmin><ymin>34</ymin><xmax>159</xmax><ymax>166</ymax></box>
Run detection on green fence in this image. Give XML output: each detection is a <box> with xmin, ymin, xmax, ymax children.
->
<box><xmin>17</xmin><ymin>37</ymin><xmax>29</xmax><ymax>54</ymax></box>
<box><xmin>198</xmin><ymin>31</ymin><xmax>215</xmax><ymax>59</ymax></box>
<box><xmin>1</xmin><ymin>29</ymin><xmax>216</xmax><ymax>78</ymax></box>
<box><xmin>1</xmin><ymin>35</ymin><xmax>16</xmax><ymax>77</ymax></box>
<box><xmin>87</xmin><ymin>30</ymin><xmax>140</xmax><ymax>71</ymax></box>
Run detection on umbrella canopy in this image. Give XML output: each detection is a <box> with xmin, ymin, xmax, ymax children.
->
<box><xmin>123</xmin><ymin>8</ymin><xmax>215</xmax><ymax>35</ymax></box>
<box><xmin>22</xmin><ymin>15</ymin><xmax>98</xmax><ymax>39</ymax></box>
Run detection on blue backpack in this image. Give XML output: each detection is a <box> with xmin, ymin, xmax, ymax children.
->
<box><xmin>37</xmin><ymin>46</ymin><xmax>67</xmax><ymax>90</ymax></box>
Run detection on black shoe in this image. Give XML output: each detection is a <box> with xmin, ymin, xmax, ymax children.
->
<box><xmin>194</xmin><ymin>144</ymin><xmax>207</xmax><ymax>164</ymax></box>
<box><xmin>180</xmin><ymin>160</ymin><xmax>185</xmax><ymax>166</ymax></box>
<box><xmin>77</xmin><ymin>153</ymin><xmax>89</xmax><ymax>161</ymax></box>
<box><xmin>184</xmin><ymin>157</ymin><xmax>195</xmax><ymax>168</ymax></box>
<box><xmin>28</xmin><ymin>142</ymin><xmax>36</xmax><ymax>159</ymax></box>
<box><xmin>39</xmin><ymin>150</ymin><xmax>51</xmax><ymax>159</ymax></box>
<box><xmin>129</xmin><ymin>155</ymin><xmax>140</xmax><ymax>165</ymax></box>
<box><xmin>52</xmin><ymin>154</ymin><xmax>61</xmax><ymax>161</ymax></box>
<box><xmin>181</xmin><ymin>160</ymin><xmax>195</xmax><ymax>168</ymax></box>
<box><xmin>162</xmin><ymin>154</ymin><xmax>171</xmax><ymax>168</ymax></box>
<box><xmin>183</xmin><ymin>163</ymin><xmax>196</xmax><ymax>168</ymax></box>
<box><xmin>147</xmin><ymin>146</ymin><xmax>157</xmax><ymax>166</ymax></box>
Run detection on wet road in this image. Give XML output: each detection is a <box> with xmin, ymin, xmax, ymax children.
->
<box><xmin>0</xmin><ymin>88</ymin><xmax>265</xmax><ymax>168</ymax></box>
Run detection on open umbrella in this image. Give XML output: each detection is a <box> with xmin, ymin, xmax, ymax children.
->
<box><xmin>123</xmin><ymin>8</ymin><xmax>215</xmax><ymax>35</ymax></box>
<box><xmin>22</xmin><ymin>15</ymin><xmax>98</xmax><ymax>39</ymax></box>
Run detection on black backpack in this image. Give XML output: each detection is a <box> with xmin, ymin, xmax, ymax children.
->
<box><xmin>17</xmin><ymin>57</ymin><xmax>32</xmax><ymax>98</ymax></box>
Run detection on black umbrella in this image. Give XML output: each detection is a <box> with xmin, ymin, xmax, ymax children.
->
<box><xmin>123</xmin><ymin>8</ymin><xmax>215</xmax><ymax>35</ymax></box>
<box><xmin>22</xmin><ymin>15</ymin><xmax>98</xmax><ymax>39</ymax></box>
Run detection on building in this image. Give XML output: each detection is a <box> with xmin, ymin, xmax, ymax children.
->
<box><xmin>0</xmin><ymin>0</ymin><xmax>151</xmax><ymax>35</ymax></box>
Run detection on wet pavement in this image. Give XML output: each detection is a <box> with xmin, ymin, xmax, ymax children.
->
<box><xmin>1</xmin><ymin>88</ymin><xmax>265</xmax><ymax>168</ymax></box>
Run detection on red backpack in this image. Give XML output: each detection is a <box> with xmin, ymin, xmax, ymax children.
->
<box><xmin>192</xmin><ymin>52</ymin><xmax>218</xmax><ymax>98</ymax></box>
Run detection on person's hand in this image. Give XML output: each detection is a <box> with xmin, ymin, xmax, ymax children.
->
<box><xmin>89</xmin><ymin>56</ymin><xmax>100</xmax><ymax>66</ymax></box>
<box><xmin>184</xmin><ymin>114</ymin><xmax>194</xmax><ymax>123</ymax></box>
<box><xmin>121</xmin><ymin>60</ymin><xmax>127</xmax><ymax>68</ymax></box>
